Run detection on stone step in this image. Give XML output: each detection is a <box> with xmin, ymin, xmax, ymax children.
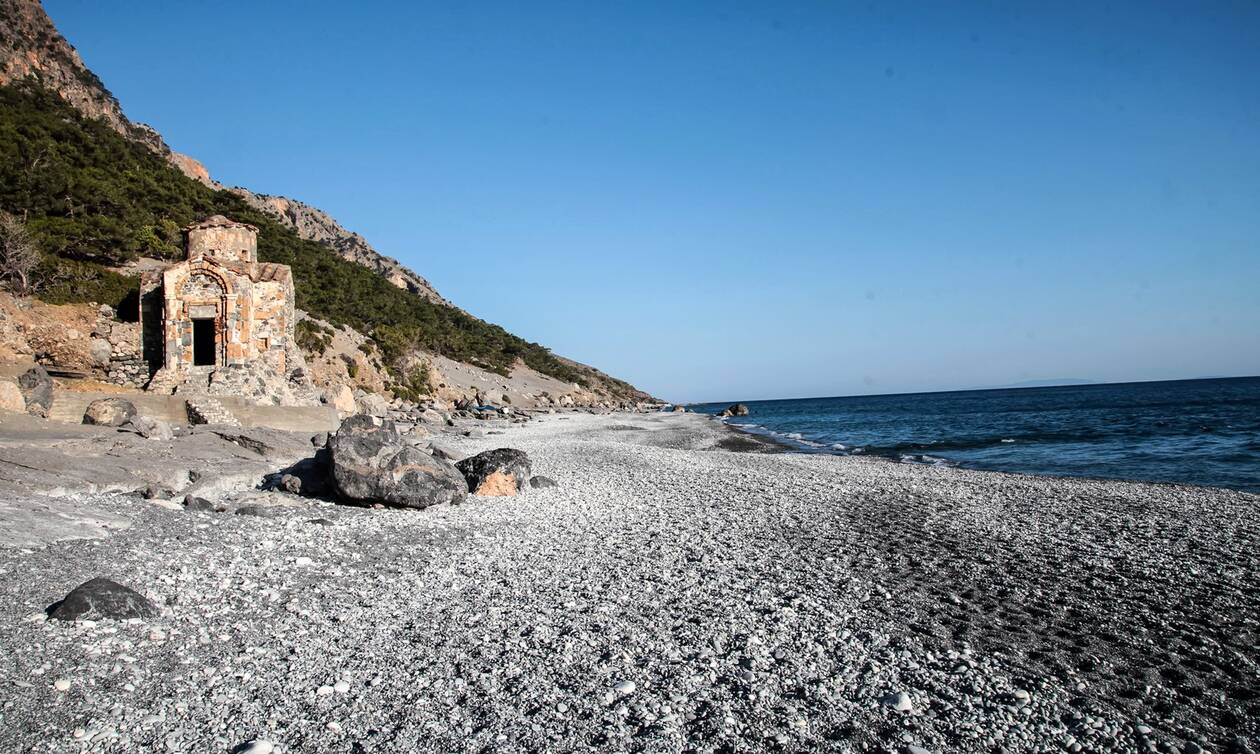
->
<box><xmin>185</xmin><ymin>396</ymin><xmax>238</xmax><ymax>426</ymax></box>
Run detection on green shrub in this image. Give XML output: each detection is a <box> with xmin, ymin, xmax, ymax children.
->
<box><xmin>0</xmin><ymin>81</ymin><xmax>613</xmax><ymax>388</ymax></box>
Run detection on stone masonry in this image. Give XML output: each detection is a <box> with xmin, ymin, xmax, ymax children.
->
<box><xmin>138</xmin><ymin>216</ymin><xmax>318</xmax><ymax>406</ymax></box>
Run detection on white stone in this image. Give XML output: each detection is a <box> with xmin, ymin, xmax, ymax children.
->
<box><xmin>53</xmin><ymin>678</ymin><xmax>71</xmax><ymax>692</ymax></box>
<box><xmin>613</xmin><ymin>680</ymin><xmax>636</xmax><ymax>695</ymax></box>
<box><xmin>237</xmin><ymin>742</ymin><xmax>274</xmax><ymax>754</ymax></box>
<box><xmin>333</xmin><ymin>680</ymin><xmax>350</xmax><ymax>694</ymax></box>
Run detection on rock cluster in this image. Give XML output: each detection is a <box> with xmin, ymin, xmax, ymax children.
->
<box><xmin>719</xmin><ymin>403</ymin><xmax>750</xmax><ymax>417</ymax></box>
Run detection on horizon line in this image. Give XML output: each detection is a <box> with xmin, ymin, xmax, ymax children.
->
<box><xmin>683</xmin><ymin>373</ymin><xmax>1260</xmax><ymax>407</ymax></box>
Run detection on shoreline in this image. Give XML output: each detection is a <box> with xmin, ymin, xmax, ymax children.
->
<box><xmin>701</xmin><ymin>411</ymin><xmax>1260</xmax><ymax>496</ymax></box>
<box><xmin>0</xmin><ymin>410</ymin><xmax>1256</xmax><ymax>752</ymax></box>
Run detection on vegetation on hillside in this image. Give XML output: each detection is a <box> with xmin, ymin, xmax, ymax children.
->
<box><xmin>0</xmin><ymin>82</ymin><xmax>592</xmax><ymax>385</ymax></box>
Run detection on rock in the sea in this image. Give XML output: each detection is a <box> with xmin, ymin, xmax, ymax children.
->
<box><xmin>82</xmin><ymin>397</ymin><xmax>137</xmax><ymax>427</ymax></box>
<box><xmin>328</xmin><ymin>414</ymin><xmax>467</xmax><ymax>508</ymax></box>
<box><xmin>48</xmin><ymin>578</ymin><xmax>157</xmax><ymax>621</ymax></box>
<box><xmin>719</xmin><ymin>403</ymin><xmax>750</xmax><ymax>417</ymax></box>
<box><xmin>671</xmin><ymin>404</ymin><xmax>686</xmax><ymax>413</ymax></box>
<box><xmin>125</xmin><ymin>415</ymin><xmax>174</xmax><ymax>440</ymax></box>
<box><xmin>17</xmin><ymin>364</ymin><xmax>53</xmax><ymax>417</ymax></box>
<box><xmin>455</xmin><ymin>448</ymin><xmax>532</xmax><ymax>497</ymax></box>
<box><xmin>529</xmin><ymin>475</ymin><xmax>558</xmax><ymax>489</ymax></box>
<box><xmin>0</xmin><ymin>379</ymin><xmax>24</xmax><ymax>412</ymax></box>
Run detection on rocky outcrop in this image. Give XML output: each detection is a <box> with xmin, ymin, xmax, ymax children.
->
<box><xmin>47</xmin><ymin>577</ymin><xmax>157</xmax><ymax>621</ymax></box>
<box><xmin>455</xmin><ymin>448</ymin><xmax>532</xmax><ymax>497</ymax></box>
<box><xmin>82</xmin><ymin>397</ymin><xmax>136</xmax><ymax>426</ymax></box>
<box><xmin>230</xmin><ymin>192</ymin><xmax>450</xmax><ymax>306</ymax></box>
<box><xmin>0</xmin><ymin>0</ymin><xmax>166</xmax><ymax>153</ymax></box>
<box><xmin>719</xmin><ymin>403</ymin><xmax>750</xmax><ymax>417</ymax></box>
<box><xmin>327</xmin><ymin>414</ymin><xmax>466</xmax><ymax>509</ymax></box>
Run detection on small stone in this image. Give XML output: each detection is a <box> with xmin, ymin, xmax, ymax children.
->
<box><xmin>294</xmin><ymin>556</ymin><xmax>314</xmax><ymax>567</ymax></box>
<box><xmin>326</xmin><ymin>721</ymin><xmax>342</xmax><ymax>733</ymax></box>
<box><xmin>54</xmin><ymin>678</ymin><xmax>71</xmax><ymax>691</ymax></box>
<box><xmin>237</xmin><ymin>742</ymin><xmax>275</xmax><ymax>754</ymax></box>
<box><xmin>882</xmin><ymin>691</ymin><xmax>913</xmax><ymax>712</ymax></box>
<box><xmin>613</xmin><ymin>680</ymin><xmax>636</xmax><ymax>695</ymax></box>
<box><xmin>334</xmin><ymin>680</ymin><xmax>350</xmax><ymax>694</ymax></box>
<box><xmin>317</xmin><ymin>684</ymin><xmax>334</xmax><ymax>696</ymax></box>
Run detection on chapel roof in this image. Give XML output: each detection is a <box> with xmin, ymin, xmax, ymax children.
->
<box><xmin>182</xmin><ymin>215</ymin><xmax>258</xmax><ymax>233</ymax></box>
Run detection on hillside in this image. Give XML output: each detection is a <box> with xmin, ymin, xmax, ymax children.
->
<box><xmin>0</xmin><ymin>0</ymin><xmax>650</xmax><ymax>404</ymax></box>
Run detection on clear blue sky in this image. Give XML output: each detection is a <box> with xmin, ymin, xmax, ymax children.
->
<box><xmin>46</xmin><ymin>1</ymin><xmax>1260</xmax><ymax>402</ymax></box>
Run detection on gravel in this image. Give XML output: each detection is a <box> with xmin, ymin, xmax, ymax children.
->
<box><xmin>0</xmin><ymin>411</ymin><xmax>1256</xmax><ymax>753</ymax></box>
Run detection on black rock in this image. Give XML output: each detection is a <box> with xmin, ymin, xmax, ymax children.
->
<box><xmin>327</xmin><ymin>414</ymin><xmax>467</xmax><ymax>509</ymax></box>
<box><xmin>455</xmin><ymin>448</ymin><xmax>532</xmax><ymax>497</ymax></box>
<box><xmin>529</xmin><ymin>475</ymin><xmax>558</xmax><ymax>489</ymax></box>
<box><xmin>17</xmin><ymin>364</ymin><xmax>53</xmax><ymax>417</ymax></box>
<box><xmin>183</xmin><ymin>495</ymin><xmax>216</xmax><ymax>512</ymax></box>
<box><xmin>48</xmin><ymin>578</ymin><xmax>157</xmax><ymax>621</ymax></box>
<box><xmin>719</xmin><ymin>403</ymin><xmax>750</xmax><ymax>418</ymax></box>
<box><xmin>234</xmin><ymin>504</ymin><xmax>284</xmax><ymax>518</ymax></box>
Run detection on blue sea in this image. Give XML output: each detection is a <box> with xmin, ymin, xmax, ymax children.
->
<box><xmin>691</xmin><ymin>377</ymin><xmax>1260</xmax><ymax>493</ymax></box>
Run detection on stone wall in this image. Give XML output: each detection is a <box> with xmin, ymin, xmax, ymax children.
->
<box><xmin>186</xmin><ymin>225</ymin><xmax>256</xmax><ymax>264</ymax></box>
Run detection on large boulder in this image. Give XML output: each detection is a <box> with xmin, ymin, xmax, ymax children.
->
<box><xmin>355</xmin><ymin>391</ymin><xmax>389</xmax><ymax>417</ymax></box>
<box><xmin>47</xmin><ymin>578</ymin><xmax>157</xmax><ymax>621</ymax></box>
<box><xmin>719</xmin><ymin>403</ymin><xmax>750</xmax><ymax>418</ymax></box>
<box><xmin>124</xmin><ymin>415</ymin><xmax>174</xmax><ymax>440</ymax></box>
<box><xmin>0</xmin><ymin>380</ymin><xmax>24</xmax><ymax>412</ymax></box>
<box><xmin>83</xmin><ymin>397</ymin><xmax>137</xmax><ymax>427</ymax></box>
<box><xmin>328</xmin><ymin>414</ymin><xmax>466</xmax><ymax>508</ymax></box>
<box><xmin>17</xmin><ymin>365</ymin><xmax>53</xmax><ymax>417</ymax></box>
<box><xmin>455</xmin><ymin>448</ymin><xmax>532</xmax><ymax>497</ymax></box>
<box><xmin>324</xmin><ymin>384</ymin><xmax>356</xmax><ymax>415</ymax></box>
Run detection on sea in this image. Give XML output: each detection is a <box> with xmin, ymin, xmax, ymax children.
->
<box><xmin>690</xmin><ymin>377</ymin><xmax>1260</xmax><ymax>493</ymax></box>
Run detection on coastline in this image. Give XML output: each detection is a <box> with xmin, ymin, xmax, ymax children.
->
<box><xmin>0</xmin><ymin>410</ymin><xmax>1256</xmax><ymax>752</ymax></box>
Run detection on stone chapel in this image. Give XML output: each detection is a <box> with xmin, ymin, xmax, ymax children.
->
<box><xmin>139</xmin><ymin>215</ymin><xmax>312</xmax><ymax>403</ymax></box>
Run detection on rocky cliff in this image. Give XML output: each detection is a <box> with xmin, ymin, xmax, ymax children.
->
<box><xmin>0</xmin><ymin>0</ymin><xmax>446</xmax><ymax>307</ymax></box>
<box><xmin>0</xmin><ymin>0</ymin><xmax>650</xmax><ymax>403</ymax></box>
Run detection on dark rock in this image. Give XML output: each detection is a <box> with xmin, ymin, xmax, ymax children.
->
<box><xmin>327</xmin><ymin>414</ymin><xmax>467</xmax><ymax>509</ymax></box>
<box><xmin>311</xmin><ymin>432</ymin><xmax>328</xmax><ymax>448</ymax></box>
<box><xmin>456</xmin><ymin>448</ymin><xmax>532</xmax><ymax>497</ymax></box>
<box><xmin>47</xmin><ymin>578</ymin><xmax>156</xmax><ymax>621</ymax></box>
<box><xmin>234</xmin><ymin>505</ymin><xmax>284</xmax><ymax>518</ymax></box>
<box><xmin>183</xmin><ymin>495</ymin><xmax>216</xmax><ymax>512</ymax></box>
<box><xmin>529</xmin><ymin>475</ymin><xmax>558</xmax><ymax>489</ymax></box>
<box><xmin>82</xmin><ymin>397</ymin><xmax>137</xmax><ymax>427</ymax></box>
<box><xmin>308</xmin><ymin>518</ymin><xmax>335</xmax><ymax>526</ymax></box>
<box><xmin>719</xmin><ymin>403</ymin><xmax>750</xmax><ymax>418</ymax></box>
<box><xmin>17</xmin><ymin>364</ymin><xmax>53</xmax><ymax>417</ymax></box>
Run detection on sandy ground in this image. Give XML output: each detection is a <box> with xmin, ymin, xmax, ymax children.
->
<box><xmin>0</xmin><ymin>412</ymin><xmax>1256</xmax><ymax>754</ymax></box>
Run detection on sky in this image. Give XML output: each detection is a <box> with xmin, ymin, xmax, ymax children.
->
<box><xmin>44</xmin><ymin>1</ymin><xmax>1260</xmax><ymax>402</ymax></box>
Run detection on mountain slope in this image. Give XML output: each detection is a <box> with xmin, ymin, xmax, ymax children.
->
<box><xmin>0</xmin><ymin>0</ymin><xmax>650</xmax><ymax>403</ymax></box>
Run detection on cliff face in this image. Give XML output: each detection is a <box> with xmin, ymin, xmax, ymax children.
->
<box><xmin>0</xmin><ymin>0</ymin><xmax>447</xmax><ymax>308</ymax></box>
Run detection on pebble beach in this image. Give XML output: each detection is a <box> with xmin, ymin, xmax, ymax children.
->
<box><xmin>0</xmin><ymin>411</ymin><xmax>1257</xmax><ymax>754</ymax></box>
